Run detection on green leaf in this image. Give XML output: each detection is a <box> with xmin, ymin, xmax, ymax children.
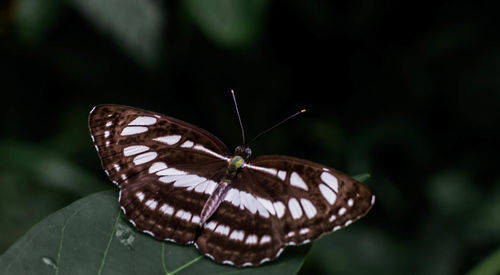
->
<box><xmin>0</xmin><ymin>190</ymin><xmax>310</xmax><ymax>274</ymax></box>
<box><xmin>70</xmin><ymin>0</ymin><xmax>164</xmax><ymax>66</ymax></box>
<box><xmin>184</xmin><ymin>0</ymin><xmax>267</xmax><ymax>48</ymax></box>
<box><xmin>14</xmin><ymin>0</ymin><xmax>63</xmax><ymax>45</ymax></box>
<box><xmin>466</xmin><ymin>247</ymin><xmax>500</xmax><ymax>275</ymax></box>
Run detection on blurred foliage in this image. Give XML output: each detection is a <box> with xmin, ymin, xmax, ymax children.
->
<box><xmin>184</xmin><ymin>0</ymin><xmax>267</xmax><ymax>49</ymax></box>
<box><xmin>1</xmin><ymin>0</ymin><xmax>500</xmax><ymax>274</ymax></box>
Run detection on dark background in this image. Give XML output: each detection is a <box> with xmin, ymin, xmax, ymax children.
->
<box><xmin>1</xmin><ymin>1</ymin><xmax>499</xmax><ymax>274</ymax></box>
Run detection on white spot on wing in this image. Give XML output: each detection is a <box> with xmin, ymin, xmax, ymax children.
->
<box><xmin>319</xmin><ymin>183</ymin><xmax>337</xmax><ymax>204</ymax></box>
<box><xmin>157</xmin><ymin>168</ymin><xmax>187</xmax><ymax>176</ymax></box>
<box><xmin>173</xmin><ymin>175</ymin><xmax>205</xmax><ymax>188</ymax></box>
<box><xmin>277</xmin><ymin>170</ymin><xmax>286</xmax><ymax>180</ymax></box>
<box><xmin>338</xmin><ymin>207</ymin><xmax>347</xmax><ymax>216</ymax></box>
<box><xmin>321</xmin><ymin>171</ymin><xmax>339</xmax><ymax>193</ymax></box>
<box><xmin>113</xmin><ymin>164</ymin><xmax>120</xmax><ymax>171</ymax></box>
<box><xmin>290</xmin><ymin>172</ymin><xmax>308</xmax><ymax>190</ymax></box>
<box><xmin>194</xmin><ymin>180</ymin><xmax>209</xmax><ymax>194</ymax></box>
<box><xmin>205</xmin><ymin>221</ymin><xmax>217</xmax><ymax>230</ymax></box>
<box><xmin>129</xmin><ymin>116</ymin><xmax>157</xmax><ymax>126</ymax></box>
<box><xmin>123</xmin><ymin>145</ymin><xmax>149</xmax><ymax>156</ymax></box>
<box><xmin>104</xmin><ymin>131</ymin><xmax>110</xmax><ymax>138</ymax></box>
<box><xmin>260</xmin><ymin>235</ymin><xmax>271</xmax><ymax>244</ymax></box>
<box><xmin>260</xmin><ymin>258</ymin><xmax>270</xmax><ymax>264</ymax></box>
<box><xmin>149</xmin><ymin>162</ymin><xmax>167</xmax><ymax>173</ymax></box>
<box><xmin>229</xmin><ymin>230</ymin><xmax>244</xmax><ymax>241</ymax></box>
<box><xmin>348</xmin><ymin>198</ymin><xmax>354</xmax><ymax>207</ymax></box>
<box><xmin>176</xmin><ymin>210</ymin><xmax>192</xmax><ymax>221</ymax></box>
<box><xmin>105</xmin><ymin>121</ymin><xmax>112</xmax><ymax>127</ymax></box>
<box><xmin>245</xmin><ymin>234</ymin><xmax>258</xmax><ymax>245</ymax></box>
<box><xmin>300</xmin><ymin>198</ymin><xmax>317</xmax><ymax>218</ymax></box>
<box><xmin>224</xmin><ymin>188</ymin><xmax>240</xmax><ymax>207</ymax></box>
<box><xmin>133</xmin><ymin>152</ymin><xmax>157</xmax><ymax>165</ymax></box>
<box><xmin>255</xmin><ymin>200</ymin><xmax>270</xmax><ymax>218</ymax></box>
<box><xmin>288</xmin><ymin>198</ymin><xmax>303</xmax><ymax>219</ymax></box>
<box><xmin>257</xmin><ymin>198</ymin><xmax>275</xmax><ymax>216</ymax></box>
<box><xmin>121</xmin><ymin>126</ymin><xmax>148</xmax><ymax>136</ymax></box>
<box><xmin>180</xmin><ymin>140</ymin><xmax>194</xmax><ymax>148</ymax></box>
<box><xmin>204</xmin><ymin>181</ymin><xmax>217</xmax><ymax>195</ymax></box>
<box><xmin>215</xmin><ymin>224</ymin><xmax>230</xmax><ymax>236</ymax></box>
<box><xmin>154</xmin><ymin>135</ymin><xmax>181</xmax><ymax>145</ymax></box>
<box><xmin>159</xmin><ymin>204</ymin><xmax>174</xmax><ymax>215</ymax></box>
<box><xmin>145</xmin><ymin>199</ymin><xmax>158</xmax><ymax>210</ymax></box>
<box><xmin>191</xmin><ymin>215</ymin><xmax>200</xmax><ymax>224</ymax></box>
<box><xmin>299</xmin><ymin>228</ymin><xmax>310</xmax><ymax>235</ymax></box>
<box><xmin>135</xmin><ymin>192</ymin><xmax>145</xmax><ymax>202</ymax></box>
<box><xmin>273</xmin><ymin>201</ymin><xmax>286</xmax><ymax>218</ymax></box>
<box><xmin>240</xmin><ymin>191</ymin><xmax>258</xmax><ymax>214</ymax></box>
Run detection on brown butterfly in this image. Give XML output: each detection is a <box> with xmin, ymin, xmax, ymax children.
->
<box><xmin>88</xmin><ymin>100</ymin><xmax>374</xmax><ymax>267</ymax></box>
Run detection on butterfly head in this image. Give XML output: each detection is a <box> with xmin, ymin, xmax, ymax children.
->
<box><xmin>234</xmin><ymin>145</ymin><xmax>252</xmax><ymax>160</ymax></box>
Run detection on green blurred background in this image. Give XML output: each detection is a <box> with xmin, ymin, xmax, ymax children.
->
<box><xmin>1</xmin><ymin>0</ymin><xmax>499</xmax><ymax>274</ymax></box>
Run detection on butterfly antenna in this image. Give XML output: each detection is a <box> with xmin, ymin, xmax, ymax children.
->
<box><xmin>248</xmin><ymin>109</ymin><xmax>306</xmax><ymax>145</ymax></box>
<box><xmin>231</xmin><ymin>89</ymin><xmax>246</xmax><ymax>145</ymax></box>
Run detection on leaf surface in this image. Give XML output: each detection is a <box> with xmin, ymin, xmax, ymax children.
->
<box><xmin>0</xmin><ymin>190</ymin><xmax>310</xmax><ymax>275</ymax></box>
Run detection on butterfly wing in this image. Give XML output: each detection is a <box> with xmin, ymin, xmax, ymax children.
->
<box><xmin>89</xmin><ymin>104</ymin><xmax>232</xmax><ymax>243</ymax></box>
<box><xmin>195</xmin><ymin>155</ymin><xmax>374</xmax><ymax>266</ymax></box>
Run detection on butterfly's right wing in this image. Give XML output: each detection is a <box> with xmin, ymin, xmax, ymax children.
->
<box><xmin>89</xmin><ymin>104</ymin><xmax>232</xmax><ymax>243</ymax></box>
<box><xmin>195</xmin><ymin>155</ymin><xmax>374</xmax><ymax>266</ymax></box>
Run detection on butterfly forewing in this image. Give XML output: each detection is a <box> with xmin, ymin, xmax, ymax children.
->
<box><xmin>89</xmin><ymin>104</ymin><xmax>232</xmax><ymax>243</ymax></box>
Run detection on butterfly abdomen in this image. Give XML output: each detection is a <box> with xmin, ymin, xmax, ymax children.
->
<box><xmin>200</xmin><ymin>155</ymin><xmax>246</xmax><ymax>224</ymax></box>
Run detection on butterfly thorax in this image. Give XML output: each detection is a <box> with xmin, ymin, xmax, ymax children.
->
<box><xmin>199</xmin><ymin>154</ymin><xmax>247</xmax><ymax>225</ymax></box>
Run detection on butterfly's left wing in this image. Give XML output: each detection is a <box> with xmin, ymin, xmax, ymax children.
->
<box><xmin>89</xmin><ymin>104</ymin><xmax>232</xmax><ymax>244</ymax></box>
<box><xmin>195</xmin><ymin>155</ymin><xmax>374</xmax><ymax>266</ymax></box>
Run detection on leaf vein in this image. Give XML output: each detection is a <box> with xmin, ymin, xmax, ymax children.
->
<box><xmin>97</xmin><ymin>210</ymin><xmax>121</xmax><ymax>275</ymax></box>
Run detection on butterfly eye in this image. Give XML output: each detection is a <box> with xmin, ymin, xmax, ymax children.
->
<box><xmin>244</xmin><ymin>147</ymin><xmax>252</xmax><ymax>158</ymax></box>
<box><xmin>234</xmin><ymin>146</ymin><xmax>243</xmax><ymax>155</ymax></box>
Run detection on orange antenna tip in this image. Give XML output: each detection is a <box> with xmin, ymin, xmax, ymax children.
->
<box><xmin>231</xmin><ymin>89</ymin><xmax>235</xmax><ymax>94</ymax></box>
<box><xmin>301</xmin><ymin>109</ymin><xmax>306</xmax><ymax>113</ymax></box>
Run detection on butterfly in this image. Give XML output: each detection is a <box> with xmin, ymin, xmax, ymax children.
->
<box><xmin>88</xmin><ymin>102</ymin><xmax>374</xmax><ymax>267</ymax></box>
